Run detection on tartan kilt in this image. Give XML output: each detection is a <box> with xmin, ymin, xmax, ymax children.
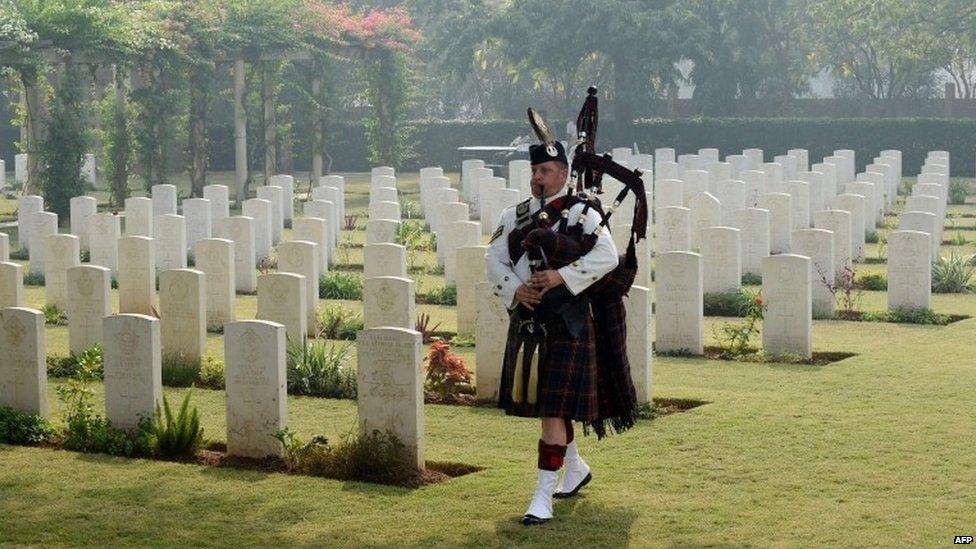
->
<box><xmin>497</xmin><ymin>306</ymin><xmax>599</xmax><ymax>421</ymax></box>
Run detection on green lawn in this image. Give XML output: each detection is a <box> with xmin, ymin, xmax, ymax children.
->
<box><xmin>1</xmin><ymin>172</ymin><xmax>975</xmax><ymax>546</ymax></box>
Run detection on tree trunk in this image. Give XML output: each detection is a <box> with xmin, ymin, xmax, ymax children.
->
<box><xmin>188</xmin><ymin>67</ymin><xmax>208</xmax><ymax>197</ymax></box>
<box><xmin>262</xmin><ymin>62</ymin><xmax>276</xmax><ymax>183</ymax></box>
<box><xmin>311</xmin><ymin>70</ymin><xmax>323</xmax><ymax>184</ymax></box>
<box><xmin>21</xmin><ymin>69</ymin><xmax>44</xmax><ymax>195</ymax></box>
<box><xmin>233</xmin><ymin>58</ymin><xmax>248</xmax><ymax>205</ymax></box>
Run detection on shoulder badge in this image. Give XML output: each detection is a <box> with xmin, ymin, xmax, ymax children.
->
<box><xmin>489</xmin><ymin>223</ymin><xmax>504</xmax><ymax>244</ymax></box>
<box><xmin>515</xmin><ymin>198</ymin><xmax>532</xmax><ymax>229</ymax></box>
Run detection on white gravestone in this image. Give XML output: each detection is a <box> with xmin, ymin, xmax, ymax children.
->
<box><xmin>792</xmin><ymin>229</ymin><xmax>835</xmax><ymax>318</ymax></box>
<box><xmin>203</xmin><ymin>185</ymin><xmax>230</xmax><ymax>223</ymax></box>
<box><xmin>787</xmin><ymin>180</ymin><xmax>810</xmax><ymax>230</ymax></box>
<box><xmin>689</xmin><ymin>192</ymin><xmax>721</xmax><ymax>249</ymax></box>
<box><xmin>29</xmin><ymin>212</ymin><xmax>58</xmax><ymax>276</ymax></box>
<box><xmin>242</xmin><ymin>198</ymin><xmax>273</xmax><ymax>263</ymax></box>
<box><xmin>759</xmin><ymin>193</ymin><xmax>792</xmax><ymax>254</ymax></box>
<box><xmin>195</xmin><ymin>238</ymin><xmax>236</xmax><ymax>330</ymax></box>
<box><xmin>182</xmin><ymin>198</ymin><xmax>212</xmax><ymax>256</ymax></box>
<box><xmin>899</xmin><ymin>211</ymin><xmax>939</xmax><ymax>262</ymax></box>
<box><xmin>67</xmin><ymin>265</ymin><xmax>111</xmax><ymax>355</ymax></box>
<box><xmin>118</xmin><ymin>236</ymin><xmax>156</xmax><ymax>315</ymax></box>
<box><xmin>733</xmin><ymin>208</ymin><xmax>770</xmax><ymax>277</ymax></box>
<box><xmin>456</xmin><ymin>246</ymin><xmax>487</xmax><ymax>335</ymax></box>
<box><xmin>701</xmin><ymin>227</ymin><xmax>741</xmax><ymax>294</ymax></box>
<box><xmin>364</xmin><ymin>243</ymin><xmax>407</xmax><ymax>279</ymax></box>
<box><xmin>813</xmin><ymin>210</ymin><xmax>852</xmax><ymax>282</ymax></box>
<box><xmin>0</xmin><ymin>233</ymin><xmax>8</xmax><ymax>262</ymax></box>
<box><xmin>159</xmin><ymin>269</ymin><xmax>206</xmax><ymax>363</ymax></box>
<box><xmin>14</xmin><ymin>154</ymin><xmax>28</xmax><ymax>185</ymax></box>
<box><xmin>476</xmin><ymin>281</ymin><xmax>508</xmax><ymax>401</ymax></box>
<box><xmin>124</xmin><ymin>197</ymin><xmax>153</xmax><ymax>237</ymax></box>
<box><xmin>293</xmin><ymin>217</ymin><xmax>331</xmax><ymax>271</ymax></box>
<box><xmin>830</xmin><ymin>193</ymin><xmax>866</xmax><ymax>261</ymax></box>
<box><xmin>440</xmin><ymin>221</ymin><xmax>481</xmax><ymax>284</ymax></box>
<box><xmin>69</xmin><ymin>196</ymin><xmax>97</xmax><ymax>252</ymax></box>
<box><xmin>369</xmin><ymin>201</ymin><xmax>401</xmax><ymax>221</ymax></box>
<box><xmin>89</xmin><ymin>213</ymin><xmax>121</xmax><ymax>275</ymax></box>
<box><xmin>370</xmin><ymin>187</ymin><xmax>398</xmax><ymax>204</ymax></box>
<box><xmin>256</xmin><ymin>186</ymin><xmax>284</xmax><ymax>244</ymax></box>
<box><xmin>715</xmin><ymin>180</ymin><xmax>745</xmax><ymax>226</ymax></box>
<box><xmin>624</xmin><ymin>285</ymin><xmax>653</xmax><ymax>404</ymax></box>
<box><xmin>151</xmin><ymin>184</ymin><xmax>177</xmax><ymax>217</ymax></box>
<box><xmin>0</xmin><ymin>262</ymin><xmax>24</xmax><ymax>308</ymax></box>
<box><xmin>0</xmin><ymin>307</ymin><xmax>47</xmax><ymax>417</ymax></box>
<box><xmin>224</xmin><ymin>320</ymin><xmax>287</xmax><ymax>458</ymax></box>
<box><xmin>655</xmin><ymin>206</ymin><xmax>691</xmax><ymax>254</ymax></box>
<box><xmin>762</xmin><ymin>162</ymin><xmax>785</xmax><ymax>195</ymax></box>
<box><xmin>268</xmin><ymin>174</ymin><xmax>295</xmax><ymax>222</ymax></box>
<box><xmin>276</xmin><ymin>240</ymin><xmax>320</xmax><ymax>336</ymax></box>
<box><xmin>846</xmin><ymin>181</ymin><xmax>879</xmax><ymax>230</ymax></box>
<box><xmin>81</xmin><ymin>154</ymin><xmax>96</xmax><ymax>186</ymax></box>
<box><xmin>218</xmin><ymin>216</ymin><xmax>257</xmax><ymax>293</ymax></box>
<box><xmin>363</xmin><ymin>276</ymin><xmax>415</xmax><ymax>330</ymax></box>
<box><xmin>682</xmin><ymin>171</ymin><xmax>709</xmax><ymax>206</ymax></box>
<box><xmin>366</xmin><ymin>219</ymin><xmax>400</xmax><ymax>246</ymax></box>
<box><xmin>887</xmin><ymin>231</ymin><xmax>932</xmax><ymax>311</ymax></box>
<box><xmin>16</xmin><ymin>195</ymin><xmax>43</xmax><ymax>251</ymax></box>
<box><xmin>317</xmin><ymin>176</ymin><xmax>346</xmax><ymax>222</ymax></box>
<box><xmin>356</xmin><ymin>327</ymin><xmax>425</xmax><ymax>469</ymax></box>
<box><xmin>44</xmin><ymin>234</ymin><xmax>80</xmax><ymax>309</ymax></box>
<box><xmin>655</xmin><ymin>251</ymin><xmax>703</xmax><ymax>354</ymax></box>
<box><xmin>304</xmin><ymin>199</ymin><xmax>338</xmax><ymax>247</ymax></box>
<box><xmin>762</xmin><ymin>254</ymin><xmax>812</xmax><ymax>359</ymax></box>
<box><xmin>154</xmin><ymin>214</ymin><xmax>187</xmax><ymax>273</ymax></box>
<box><xmin>103</xmin><ymin>314</ymin><xmax>162</xmax><ymax>432</ymax></box>
<box><xmin>656</xmin><ymin>179</ymin><xmax>683</xmax><ymax>210</ymax></box>
<box><xmin>477</xmin><ymin>176</ymin><xmax>505</xmax><ymax>220</ymax></box>
<box><xmin>435</xmin><ymin>203</ymin><xmax>471</xmax><ymax>264</ymax></box>
<box><xmin>257</xmin><ymin>273</ymin><xmax>307</xmax><ymax>345</ymax></box>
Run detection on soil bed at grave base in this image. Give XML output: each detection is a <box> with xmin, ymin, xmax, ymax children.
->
<box><xmin>177</xmin><ymin>441</ymin><xmax>485</xmax><ymax>488</ymax></box>
<box><xmin>659</xmin><ymin>346</ymin><xmax>857</xmax><ymax>366</ymax></box>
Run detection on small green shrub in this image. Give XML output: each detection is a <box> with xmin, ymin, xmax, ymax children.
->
<box><xmin>197</xmin><ymin>355</ymin><xmax>225</xmax><ymax>390</ymax></box>
<box><xmin>931</xmin><ymin>254</ymin><xmax>974</xmax><ymax>293</ymax></box>
<box><xmin>319</xmin><ymin>271</ymin><xmax>363</xmax><ymax>300</ymax></box>
<box><xmin>450</xmin><ymin>333</ymin><xmax>476</xmax><ymax>347</ymax></box>
<box><xmin>860</xmin><ymin>308</ymin><xmax>955</xmax><ymax>325</ymax></box>
<box><xmin>0</xmin><ymin>406</ymin><xmax>56</xmax><ymax>445</ymax></box>
<box><xmin>41</xmin><ymin>304</ymin><xmax>68</xmax><ymax>326</ymax></box>
<box><xmin>946</xmin><ymin>232</ymin><xmax>968</xmax><ymax>246</ymax></box>
<box><xmin>741</xmin><ymin>273</ymin><xmax>762</xmax><ymax>285</ymax></box>
<box><xmin>23</xmin><ymin>272</ymin><xmax>45</xmax><ymax>286</ymax></box>
<box><xmin>949</xmin><ymin>179</ymin><xmax>969</xmax><ymax>205</ymax></box>
<box><xmin>275</xmin><ymin>428</ymin><xmax>421</xmax><ymax>486</ymax></box>
<box><xmin>703</xmin><ymin>289</ymin><xmax>752</xmax><ymax>317</ymax></box>
<box><xmin>9</xmin><ymin>248</ymin><xmax>29</xmax><ymax>261</ymax></box>
<box><xmin>48</xmin><ymin>345</ymin><xmax>103</xmax><ymax>379</ymax></box>
<box><xmin>79</xmin><ymin>250</ymin><xmax>90</xmax><ymax>263</ymax></box>
<box><xmin>715</xmin><ymin>291</ymin><xmax>764</xmax><ymax>358</ymax></box>
<box><xmin>864</xmin><ymin>230</ymin><xmax>879</xmax><ymax>244</ymax></box>
<box><xmin>422</xmin><ymin>285</ymin><xmax>456</xmax><ymax>305</ymax></box>
<box><xmin>162</xmin><ymin>355</ymin><xmax>201</xmax><ymax>387</ymax></box>
<box><xmin>286</xmin><ymin>340</ymin><xmax>357</xmax><ymax>399</ymax></box>
<box><xmin>150</xmin><ymin>392</ymin><xmax>204</xmax><ymax>458</ymax></box>
<box><xmin>854</xmin><ymin>272</ymin><xmax>887</xmax><ymax>291</ymax></box>
<box><xmin>316</xmin><ymin>305</ymin><xmax>364</xmax><ymax>341</ymax></box>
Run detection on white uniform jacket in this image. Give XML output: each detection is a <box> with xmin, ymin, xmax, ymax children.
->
<box><xmin>485</xmin><ymin>191</ymin><xmax>619</xmax><ymax>310</ymax></box>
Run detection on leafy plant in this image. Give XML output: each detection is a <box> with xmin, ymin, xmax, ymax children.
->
<box><xmin>864</xmin><ymin>230</ymin><xmax>879</xmax><ymax>244</ymax></box>
<box><xmin>817</xmin><ymin>264</ymin><xmax>862</xmax><ymax>318</ymax></box>
<box><xmin>41</xmin><ymin>304</ymin><xmax>68</xmax><ymax>326</ymax></box>
<box><xmin>449</xmin><ymin>333</ymin><xmax>476</xmax><ymax>348</ymax></box>
<box><xmin>23</xmin><ymin>272</ymin><xmax>44</xmax><ymax>286</ymax></box>
<box><xmin>703</xmin><ymin>289</ymin><xmax>753</xmax><ymax>317</ymax></box>
<box><xmin>415</xmin><ymin>313</ymin><xmax>442</xmax><ymax>344</ymax></box>
<box><xmin>424</xmin><ymin>341</ymin><xmax>472</xmax><ymax>400</ymax></box>
<box><xmin>714</xmin><ymin>291</ymin><xmax>764</xmax><ymax>358</ymax></box>
<box><xmin>861</xmin><ymin>308</ymin><xmax>956</xmax><ymax>325</ymax></box>
<box><xmin>316</xmin><ymin>305</ymin><xmax>364</xmax><ymax>341</ymax></box>
<box><xmin>949</xmin><ymin>179</ymin><xmax>969</xmax><ymax>205</ymax></box>
<box><xmin>275</xmin><ymin>428</ymin><xmax>421</xmax><ymax>487</ymax></box>
<box><xmin>9</xmin><ymin>248</ymin><xmax>29</xmax><ymax>261</ymax></box>
<box><xmin>931</xmin><ymin>253</ymin><xmax>974</xmax><ymax>293</ymax></box>
<box><xmin>286</xmin><ymin>340</ymin><xmax>357</xmax><ymax>399</ymax></box>
<box><xmin>150</xmin><ymin>392</ymin><xmax>204</xmax><ymax>458</ymax></box>
<box><xmin>39</xmin><ymin>64</ymin><xmax>87</xmax><ymax>218</ymax></box>
<box><xmin>162</xmin><ymin>355</ymin><xmax>202</xmax><ymax>387</ymax></box>
<box><xmin>741</xmin><ymin>273</ymin><xmax>762</xmax><ymax>286</ymax></box>
<box><xmin>319</xmin><ymin>271</ymin><xmax>363</xmax><ymax>300</ymax></box>
<box><xmin>422</xmin><ymin>284</ymin><xmax>456</xmax><ymax>305</ymax></box>
<box><xmin>947</xmin><ymin>232</ymin><xmax>968</xmax><ymax>246</ymax></box>
<box><xmin>196</xmin><ymin>355</ymin><xmax>225</xmax><ymax>390</ymax></box>
<box><xmin>0</xmin><ymin>406</ymin><xmax>55</xmax><ymax>445</ymax></box>
<box><xmin>854</xmin><ymin>272</ymin><xmax>887</xmax><ymax>291</ymax></box>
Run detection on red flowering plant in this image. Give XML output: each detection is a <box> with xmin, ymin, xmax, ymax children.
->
<box><xmin>424</xmin><ymin>341</ymin><xmax>473</xmax><ymax>402</ymax></box>
<box><xmin>715</xmin><ymin>290</ymin><xmax>765</xmax><ymax>358</ymax></box>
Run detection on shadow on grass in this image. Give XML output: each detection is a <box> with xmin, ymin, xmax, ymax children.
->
<box><xmin>491</xmin><ymin>496</ymin><xmax>638</xmax><ymax>545</ymax></box>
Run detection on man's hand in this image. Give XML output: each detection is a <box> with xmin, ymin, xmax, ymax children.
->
<box><xmin>515</xmin><ymin>284</ymin><xmax>542</xmax><ymax>310</ymax></box>
<box><xmin>528</xmin><ymin>269</ymin><xmax>565</xmax><ymax>297</ymax></box>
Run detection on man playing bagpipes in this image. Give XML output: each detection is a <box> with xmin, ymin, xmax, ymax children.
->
<box><xmin>485</xmin><ymin>88</ymin><xmax>648</xmax><ymax>526</ymax></box>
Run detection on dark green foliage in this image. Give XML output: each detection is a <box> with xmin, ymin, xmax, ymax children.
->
<box><xmin>316</xmin><ymin>306</ymin><xmax>364</xmax><ymax>341</ymax></box>
<box><xmin>286</xmin><ymin>340</ymin><xmax>357</xmax><ymax>399</ymax></box>
<box><xmin>859</xmin><ymin>308</ymin><xmax>958</xmax><ymax>325</ymax></box>
<box><xmin>362</xmin><ymin>48</ymin><xmax>414</xmax><ymax>168</ymax></box>
<box><xmin>741</xmin><ymin>273</ymin><xmax>762</xmax><ymax>286</ymax></box>
<box><xmin>931</xmin><ymin>254</ymin><xmax>974</xmax><ymax>293</ymax></box>
<box><xmin>39</xmin><ymin>65</ymin><xmax>87</xmax><ymax>218</ymax></box>
<box><xmin>854</xmin><ymin>272</ymin><xmax>888</xmax><ymax>291</ymax></box>
<box><xmin>865</xmin><ymin>230</ymin><xmax>879</xmax><ymax>244</ymax></box>
<box><xmin>162</xmin><ymin>355</ymin><xmax>201</xmax><ymax>387</ymax></box>
<box><xmin>9</xmin><ymin>248</ymin><xmax>29</xmax><ymax>261</ymax></box>
<box><xmin>23</xmin><ymin>272</ymin><xmax>44</xmax><ymax>286</ymax></box>
<box><xmin>47</xmin><ymin>345</ymin><xmax>103</xmax><ymax>379</ymax></box>
<box><xmin>319</xmin><ymin>271</ymin><xmax>363</xmax><ymax>300</ymax></box>
<box><xmin>196</xmin><ymin>355</ymin><xmax>225</xmax><ymax>391</ymax></box>
<box><xmin>101</xmin><ymin>79</ymin><xmax>134</xmax><ymax>208</ymax></box>
<box><xmin>0</xmin><ymin>406</ymin><xmax>55</xmax><ymax>445</ymax></box>
<box><xmin>275</xmin><ymin>428</ymin><xmax>422</xmax><ymax>487</ymax></box>
<box><xmin>150</xmin><ymin>392</ymin><xmax>203</xmax><ymax>458</ymax></box>
<box><xmin>703</xmin><ymin>289</ymin><xmax>753</xmax><ymax>317</ymax></box>
<box><xmin>422</xmin><ymin>285</ymin><xmax>456</xmax><ymax>305</ymax></box>
<box><xmin>79</xmin><ymin>250</ymin><xmax>90</xmax><ymax>263</ymax></box>
<box><xmin>949</xmin><ymin>179</ymin><xmax>969</xmax><ymax>205</ymax></box>
<box><xmin>41</xmin><ymin>304</ymin><xmax>68</xmax><ymax>326</ymax></box>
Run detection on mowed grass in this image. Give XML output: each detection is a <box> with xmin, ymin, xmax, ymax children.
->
<box><xmin>0</xmin><ymin>173</ymin><xmax>975</xmax><ymax>546</ymax></box>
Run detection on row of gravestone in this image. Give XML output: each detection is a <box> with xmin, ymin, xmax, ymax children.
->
<box><xmin>0</xmin><ymin>306</ymin><xmax>427</xmax><ymax>467</ymax></box>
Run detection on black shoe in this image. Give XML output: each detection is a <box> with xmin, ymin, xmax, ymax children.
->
<box><xmin>521</xmin><ymin>514</ymin><xmax>551</xmax><ymax>526</ymax></box>
<box><xmin>552</xmin><ymin>472</ymin><xmax>592</xmax><ymax>499</ymax></box>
